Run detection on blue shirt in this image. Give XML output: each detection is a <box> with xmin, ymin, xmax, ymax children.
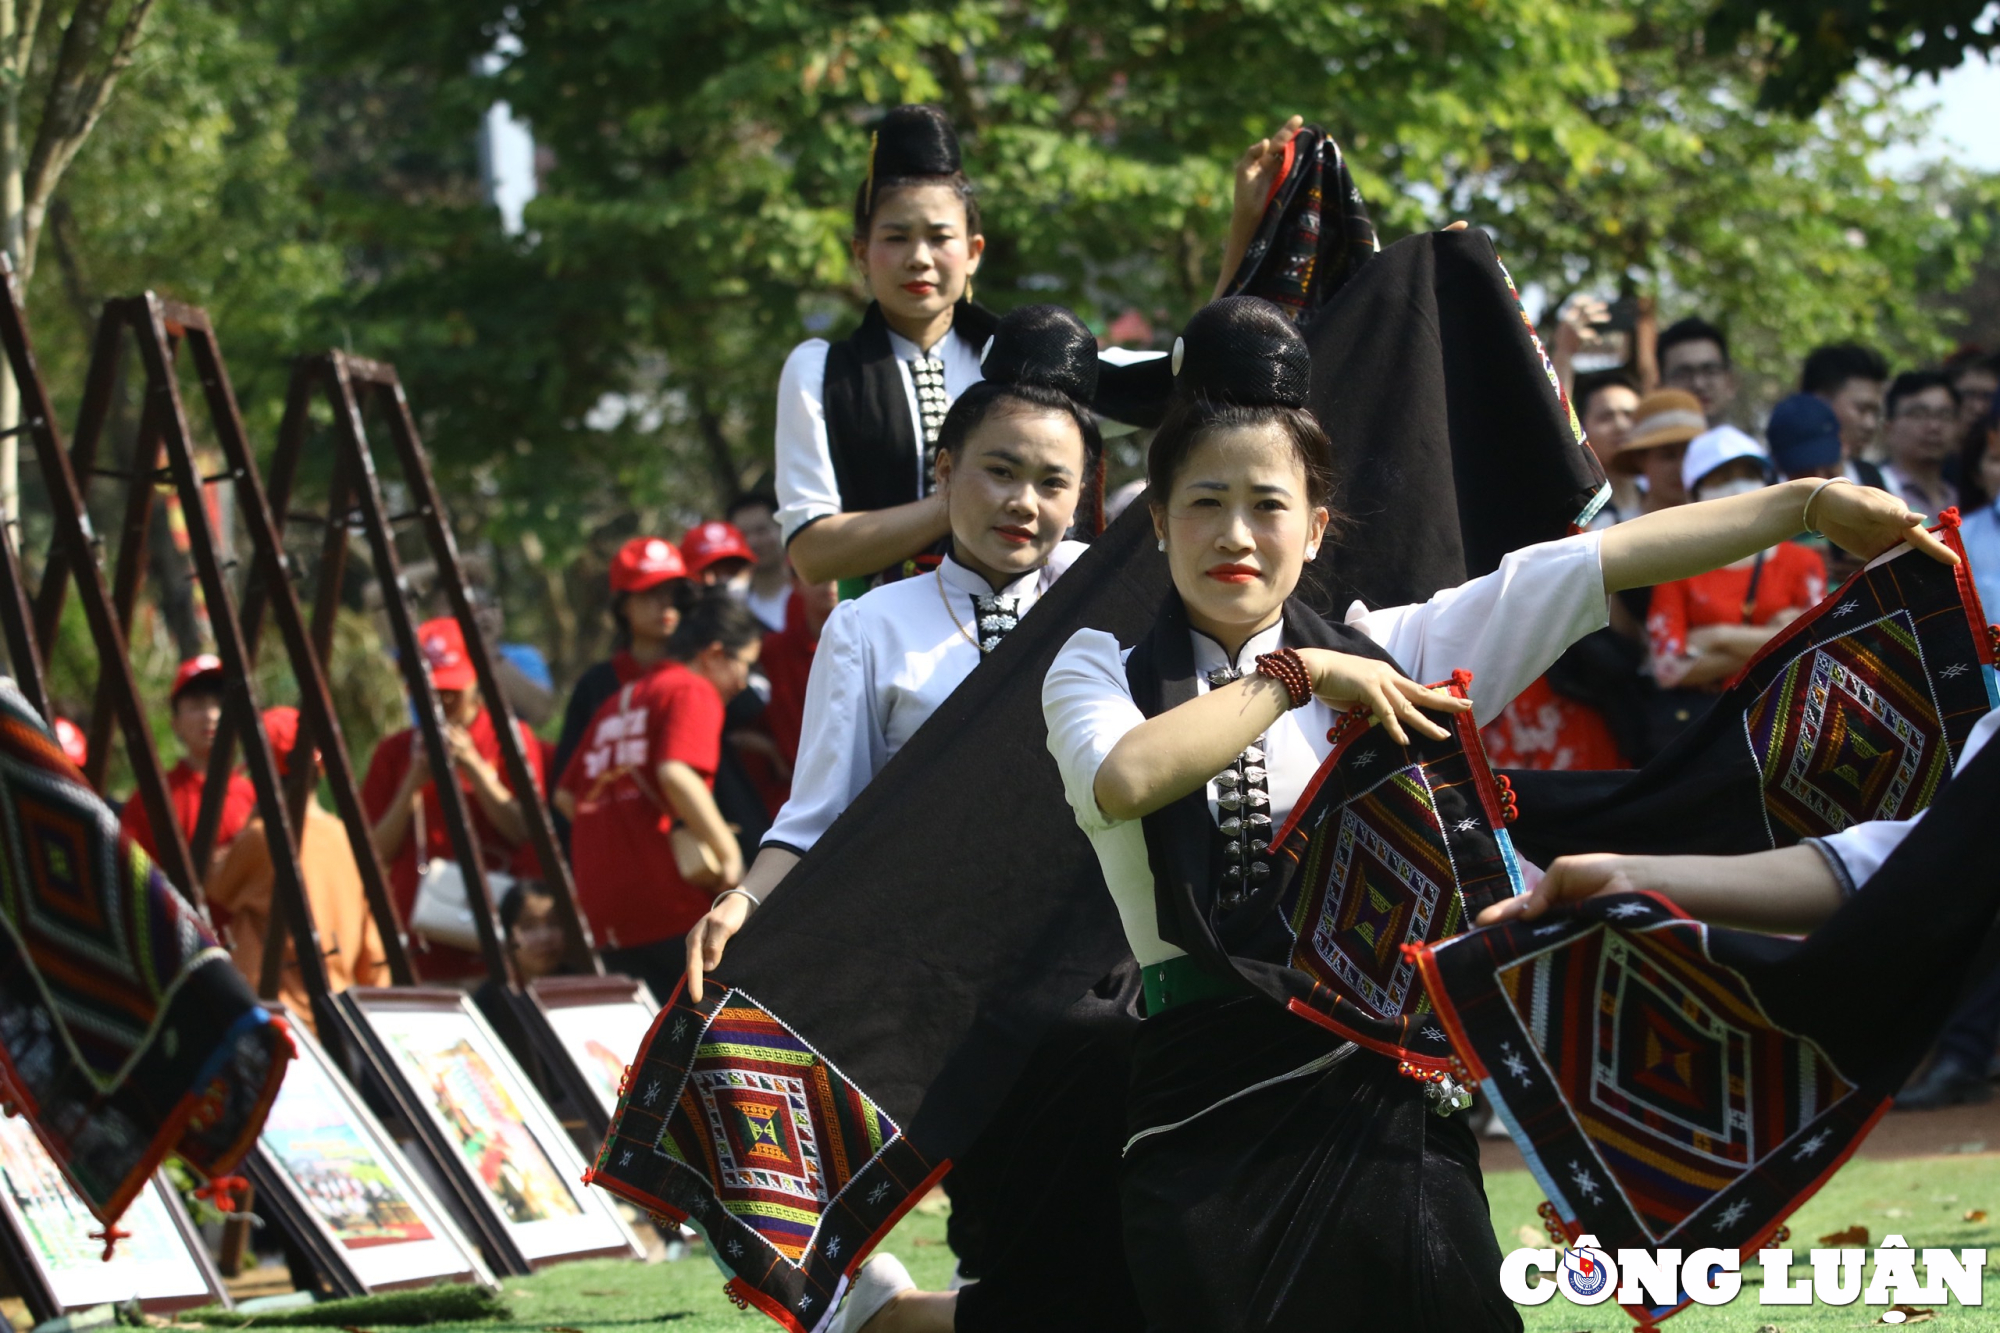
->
<box><xmin>1960</xmin><ymin>502</ymin><xmax>2000</xmax><ymax>622</ymax></box>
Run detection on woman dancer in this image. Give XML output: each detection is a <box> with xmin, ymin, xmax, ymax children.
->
<box><xmin>1041</xmin><ymin>296</ymin><xmax>1950</xmax><ymax>1331</ymax></box>
<box><xmin>691</xmin><ymin>302</ymin><xmax>1136</xmax><ymax>1333</ymax></box>
<box><xmin>776</xmin><ymin>105</ymin><xmax>996</xmax><ymax>595</ymax></box>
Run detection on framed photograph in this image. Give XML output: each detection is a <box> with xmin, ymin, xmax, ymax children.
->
<box><xmin>521</xmin><ymin>975</ymin><xmax>661</xmax><ymax>1132</ymax></box>
<box><xmin>0</xmin><ymin>1115</ymin><xmax>225</xmax><ymax>1321</ymax></box>
<box><xmin>246</xmin><ymin>1013</ymin><xmax>494</xmax><ymax>1295</ymax></box>
<box><xmin>337</xmin><ymin>988</ymin><xmax>643</xmax><ymax>1274</ymax></box>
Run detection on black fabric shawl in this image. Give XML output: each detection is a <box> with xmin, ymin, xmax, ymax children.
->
<box><xmin>1124</xmin><ymin>594</ymin><xmax>1400</xmax><ymax>997</ymax></box>
<box><xmin>821</xmin><ymin>300</ymin><xmax>1001</xmax><ymax>513</ymax></box>
<box><xmin>716</xmin><ymin>229</ymin><xmax>1605</xmax><ymax>1164</ymax></box>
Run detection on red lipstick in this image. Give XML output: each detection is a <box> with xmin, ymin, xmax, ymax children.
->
<box><xmin>1206</xmin><ymin>563</ymin><xmax>1258</xmax><ymax>584</ymax></box>
<box><xmin>995</xmin><ymin>525</ymin><xmax>1033</xmax><ymax>545</ymax></box>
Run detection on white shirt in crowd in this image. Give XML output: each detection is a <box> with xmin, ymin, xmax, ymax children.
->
<box><xmin>1043</xmin><ymin>532</ymin><xmax>1610</xmax><ymax>965</ymax></box>
<box><xmin>764</xmin><ymin>541</ymin><xmax>1087</xmax><ymax>855</ymax></box>
<box><xmin>745</xmin><ymin>583</ymin><xmax>791</xmax><ymax>634</ymax></box>
<box><xmin>773</xmin><ymin>330</ymin><xmax>986</xmax><ymax>544</ymax></box>
<box><xmin>1811</xmin><ymin>705</ymin><xmax>2000</xmax><ymax>891</ymax></box>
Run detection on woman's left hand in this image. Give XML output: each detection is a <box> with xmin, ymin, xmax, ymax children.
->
<box><xmin>1229</xmin><ymin>116</ymin><xmax>1303</xmax><ymax>232</ymax></box>
<box><xmin>1297</xmin><ymin>650</ymin><xmax>1470</xmax><ymax>746</ymax></box>
<box><xmin>1809</xmin><ymin>480</ymin><xmax>1959</xmax><ymax>566</ymax></box>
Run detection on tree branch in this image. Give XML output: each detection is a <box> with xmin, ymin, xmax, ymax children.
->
<box><xmin>19</xmin><ymin>0</ymin><xmax>155</xmax><ymax>281</ymax></box>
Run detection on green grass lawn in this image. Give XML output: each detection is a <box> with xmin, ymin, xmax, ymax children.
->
<box><xmin>209</xmin><ymin>1157</ymin><xmax>2000</xmax><ymax>1333</ymax></box>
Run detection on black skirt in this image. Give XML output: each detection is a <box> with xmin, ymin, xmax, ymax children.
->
<box><xmin>948</xmin><ymin>964</ymin><xmax>1147</xmax><ymax>1333</ymax></box>
<box><xmin>1121</xmin><ymin>995</ymin><xmax>1520</xmax><ymax>1333</ymax></box>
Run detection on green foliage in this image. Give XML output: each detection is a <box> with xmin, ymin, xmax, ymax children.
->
<box><xmin>17</xmin><ymin>0</ymin><xmax>1995</xmax><ymax>696</ymax></box>
<box><xmin>1707</xmin><ymin>0</ymin><xmax>2000</xmax><ymax>115</ymax></box>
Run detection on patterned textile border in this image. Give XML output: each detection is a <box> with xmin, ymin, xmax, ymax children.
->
<box><xmin>0</xmin><ymin>678</ymin><xmax>292</xmax><ymax>1230</ymax></box>
<box><xmin>1275</xmin><ymin>671</ymin><xmax>1525</xmax><ymax>1070</ymax></box>
<box><xmin>1491</xmin><ymin>255</ymin><xmax>1608</xmax><ymax>529</ymax></box>
<box><xmin>587</xmin><ymin>986</ymin><xmax>946</xmax><ymax>1333</ymax></box>
<box><xmin>1415</xmin><ymin>893</ymin><xmax>1883</xmax><ymax>1327</ymax></box>
<box><xmin>1738</xmin><ymin>514</ymin><xmax>1994</xmax><ymax>841</ymax></box>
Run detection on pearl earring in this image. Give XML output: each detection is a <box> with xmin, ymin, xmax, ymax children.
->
<box><xmin>1306</xmin><ymin>546</ymin><xmax>1319</xmax><ymax>560</ymax></box>
<box><xmin>1157</xmin><ymin>538</ymin><xmax>1167</xmax><ymax>552</ymax></box>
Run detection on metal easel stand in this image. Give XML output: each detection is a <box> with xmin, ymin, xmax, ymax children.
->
<box><xmin>0</xmin><ymin>255</ymin><xmax>203</xmax><ymax>902</ymax></box>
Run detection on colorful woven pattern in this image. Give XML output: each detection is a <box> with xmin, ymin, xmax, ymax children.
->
<box><xmin>1743</xmin><ymin>519</ymin><xmax>1994</xmax><ymax>842</ymax></box>
<box><xmin>1279</xmin><ymin>673</ymin><xmax>1523</xmax><ymax>1068</ymax></box>
<box><xmin>1221</xmin><ymin>125</ymin><xmax>1377</xmax><ymax>319</ymax></box>
<box><xmin>589</xmin><ymin>987</ymin><xmax>944</xmax><ymax>1333</ymax></box>
<box><xmin>1417</xmin><ymin>894</ymin><xmax>1883</xmax><ymax>1325</ymax></box>
<box><xmin>0</xmin><ymin>677</ymin><xmax>291</xmax><ymax>1229</ymax></box>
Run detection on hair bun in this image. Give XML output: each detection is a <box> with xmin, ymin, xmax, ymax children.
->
<box><xmin>1171</xmin><ymin>296</ymin><xmax>1310</xmax><ymax>409</ymax></box>
<box><xmin>980</xmin><ymin>304</ymin><xmax>1099</xmax><ymax>404</ymax></box>
<box><xmin>870</xmin><ymin>105</ymin><xmax>961</xmax><ymax>179</ymax></box>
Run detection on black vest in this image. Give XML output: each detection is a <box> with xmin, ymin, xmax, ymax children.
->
<box><xmin>1124</xmin><ymin>593</ymin><xmax>1403</xmax><ymax>1005</ymax></box>
<box><xmin>820</xmin><ymin>301</ymin><xmax>1001</xmax><ymax>514</ymax></box>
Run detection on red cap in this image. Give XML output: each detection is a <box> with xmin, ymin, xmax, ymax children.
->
<box><xmin>416</xmin><ymin>618</ymin><xmax>477</xmax><ymax>691</ymax></box>
<box><xmin>610</xmin><ymin>537</ymin><xmax>688</xmax><ymax>594</ymax></box>
<box><xmin>171</xmin><ymin>653</ymin><xmax>225</xmax><ymax>702</ymax></box>
<box><xmin>262</xmin><ymin>706</ymin><xmax>300</xmax><ymax>776</ymax></box>
<box><xmin>52</xmin><ymin>717</ymin><xmax>87</xmax><ymax>769</ymax></box>
<box><xmin>681</xmin><ymin>521</ymin><xmax>757</xmax><ymax>576</ymax></box>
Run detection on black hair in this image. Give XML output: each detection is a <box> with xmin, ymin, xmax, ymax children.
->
<box><xmin>1572</xmin><ymin>368</ymin><xmax>1639</xmax><ymax>420</ymax></box>
<box><xmin>1657</xmin><ymin>316</ymin><xmax>1731</xmax><ymax>368</ymax></box>
<box><xmin>1886</xmin><ymin>369</ymin><xmax>1959</xmax><ymax>418</ymax></box>
<box><xmin>174</xmin><ymin>677</ymin><xmax>226</xmax><ymax>706</ymax></box>
<box><xmin>851</xmin><ymin>105</ymin><xmax>981</xmax><ymax>239</ymax></box>
<box><xmin>1958</xmin><ymin>415</ymin><xmax>1999</xmax><ymax>512</ymax></box>
<box><xmin>1801</xmin><ymin>342</ymin><xmax>1888</xmax><ymax>395</ymax></box>
<box><xmin>1146</xmin><ymin>297</ymin><xmax>1338</xmax><ymax>511</ymax></box>
<box><xmin>725</xmin><ymin>490</ymin><xmax>778</xmax><ymax>521</ymax></box>
<box><xmin>499</xmin><ymin>879</ymin><xmax>554</xmax><ymax>937</ymax></box>
<box><xmin>667</xmin><ymin>589</ymin><xmax>764</xmax><ymax>660</ymax></box>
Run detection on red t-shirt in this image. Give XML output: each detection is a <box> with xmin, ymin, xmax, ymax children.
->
<box><xmin>1480</xmin><ymin>676</ymin><xmax>1626</xmax><ymax>771</ymax></box>
<box><xmin>1647</xmin><ymin>541</ymin><xmax>1827</xmax><ymax>665</ymax></box>
<box><xmin>559</xmin><ymin>662</ymin><xmax>724</xmax><ymax>951</ymax></box>
<box><xmin>760</xmin><ymin>591</ymin><xmax>818</xmax><ymax>771</ymax></box>
<box><xmin>360</xmin><ymin>710</ymin><xmax>547</xmax><ymax>980</ymax></box>
<box><xmin>120</xmin><ymin>760</ymin><xmax>257</xmax><ymax>870</ymax></box>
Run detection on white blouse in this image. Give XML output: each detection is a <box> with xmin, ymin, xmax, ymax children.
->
<box><xmin>1811</xmin><ymin>705</ymin><xmax>2000</xmax><ymax>890</ymax></box>
<box><xmin>773</xmin><ymin>329</ymin><xmax>986</xmax><ymax>544</ymax></box>
<box><xmin>763</xmin><ymin>542</ymin><xmax>1088</xmax><ymax>855</ymax></box>
<box><xmin>1043</xmin><ymin>532</ymin><xmax>1609</xmax><ymax>965</ymax></box>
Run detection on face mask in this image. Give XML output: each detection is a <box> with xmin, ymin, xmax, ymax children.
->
<box><xmin>1695</xmin><ymin>476</ymin><xmax>1766</xmax><ymax>503</ymax></box>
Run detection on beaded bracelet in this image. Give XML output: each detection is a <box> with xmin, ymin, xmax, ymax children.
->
<box><xmin>1255</xmin><ymin>647</ymin><xmax>1313</xmax><ymax>709</ymax></box>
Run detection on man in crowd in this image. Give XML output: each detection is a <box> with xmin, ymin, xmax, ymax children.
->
<box><xmin>1880</xmin><ymin>370</ymin><xmax>1961</xmax><ymax>517</ymax></box>
<box><xmin>121</xmin><ymin>653</ymin><xmax>256</xmax><ymax>879</ymax></box>
<box><xmin>1657</xmin><ymin>316</ymin><xmax>1738</xmax><ymax>426</ymax></box>
<box><xmin>1800</xmin><ymin>342</ymin><xmax>1889</xmax><ymax>486</ymax></box>
<box><xmin>726</xmin><ymin>492</ymin><xmax>793</xmax><ymax>632</ymax></box>
<box><xmin>206</xmin><ymin>707</ymin><xmax>387</xmax><ymax>1035</ymax></box>
<box><xmin>1572</xmin><ymin>369</ymin><xmax>1641</xmax><ymax>525</ymax></box>
<box><xmin>1765</xmin><ymin>394</ymin><xmax>1845</xmax><ymax>482</ymax></box>
<box><xmin>1947</xmin><ymin>349</ymin><xmax>1998</xmax><ymax>434</ymax></box>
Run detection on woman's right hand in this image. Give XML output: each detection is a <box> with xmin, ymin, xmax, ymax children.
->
<box><xmin>1297</xmin><ymin>650</ymin><xmax>1470</xmax><ymax>746</ymax></box>
<box><xmin>686</xmin><ymin>891</ymin><xmax>755</xmax><ymax>1003</ymax></box>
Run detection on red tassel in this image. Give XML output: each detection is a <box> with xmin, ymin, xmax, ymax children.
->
<box><xmin>90</xmin><ymin>1225</ymin><xmax>130</xmax><ymax>1260</ymax></box>
<box><xmin>1537</xmin><ymin>1199</ymin><xmax>1571</xmax><ymax>1245</ymax></box>
<box><xmin>194</xmin><ymin>1175</ymin><xmax>250</xmax><ymax>1214</ymax></box>
<box><xmin>1938</xmin><ymin>506</ymin><xmax>1962</xmax><ymax>530</ymax></box>
<box><xmin>617</xmin><ymin>1065</ymin><xmax>633</xmax><ymax>1096</ymax></box>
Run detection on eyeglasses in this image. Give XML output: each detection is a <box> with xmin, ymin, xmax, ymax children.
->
<box><xmin>1664</xmin><ymin>363</ymin><xmax>1730</xmax><ymax>385</ymax></box>
<box><xmin>1892</xmin><ymin>407</ymin><xmax>1958</xmax><ymax>425</ymax></box>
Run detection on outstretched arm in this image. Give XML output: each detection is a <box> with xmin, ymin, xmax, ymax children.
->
<box><xmin>1599</xmin><ymin>477</ymin><xmax>1954</xmax><ymax>595</ymax></box>
<box><xmin>1475</xmin><ymin>847</ymin><xmax>1843</xmax><ymax>934</ymax></box>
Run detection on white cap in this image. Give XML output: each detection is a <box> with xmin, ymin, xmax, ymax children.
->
<box><xmin>1681</xmin><ymin>424</ymin><xmax>1770</xmax><ymax>494</ymax></box>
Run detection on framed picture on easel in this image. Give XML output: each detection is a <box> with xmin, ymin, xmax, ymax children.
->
<box><xmin>246</xmin><ymin>1013</ymin><xmax>493</xmax><ymax>1295</ymax></box>
<box><xmin>519</xmin><ymin>975</ymin><xmax>661</xmax><ymax>1135</ymax></box>
<box><xmin>337</xmin><ymin>987</ymin><xmax>643</xmax><ymax>1275</ymax></box>
<box><xmin>0</xmin><ymin>1115</ymin><xmax>225</xmax><ymax>1321</ymax></box>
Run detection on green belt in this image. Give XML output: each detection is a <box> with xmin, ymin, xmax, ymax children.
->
<box><xmin>1142</xmin><ymin>955</ymin><xmax>1239</xmax><ymax>1017</ymax></box>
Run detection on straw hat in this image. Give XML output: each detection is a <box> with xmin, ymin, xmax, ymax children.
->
<box><xmin>1610</xmin><ymin>388</ymin><xmax>1706</xmax><ymax>474</ymax></box>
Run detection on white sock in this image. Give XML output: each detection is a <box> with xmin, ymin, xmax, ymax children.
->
<box><xmin>828</xmin><ymin>1252</ymin><xmax>915</xmax><ymax>1333</ymax></box>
